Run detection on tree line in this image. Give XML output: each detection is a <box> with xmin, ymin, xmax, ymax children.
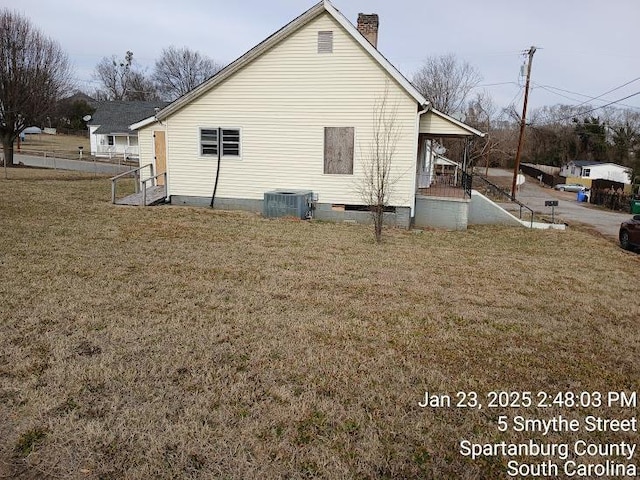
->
<box><xmin>93</xmin><ymin>47</ymin><xmax>222</xmax><ymax>102</ymax></box>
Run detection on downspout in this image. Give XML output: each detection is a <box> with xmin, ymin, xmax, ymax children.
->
<box><xmin>414</xmin><ymin>104</ymin><xmax>430</xmax><ymax>215</ymax></box>
<box><xmin>210</xmin><ymin>127</ymin><xmax>222</xmax><ymax>208</ymax></box>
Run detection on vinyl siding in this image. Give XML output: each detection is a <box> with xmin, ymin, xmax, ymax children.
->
<box><xmin>141</xmin><ymin>12</ymin><xmax>418</xmax><ymax>207</ymax></box>
<box><xmin>419</xmin><ymin>111</ymin><xmax>473</xmax><ymax>136</ymax></box>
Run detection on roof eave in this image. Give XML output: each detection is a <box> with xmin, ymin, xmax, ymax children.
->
<box><xmin>130</xmin><ymin>116</ymin><xmax>158</xmax><ymax>131</ymax></box>
<box><xmin>423</xmin><ymin>107</ymin><xmax>486</xmax><ymax>137</ymax></box>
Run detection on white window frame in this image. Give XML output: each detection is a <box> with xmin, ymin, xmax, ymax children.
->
<box><xmin>583</xmin><ymin>168</ymin><xmax>591</xmax><ymax>177</ymax></box>
<box><xmin>199</xmin><ymin>127</ymin><xmax>242</xmax><ymax>159</ymax></box>
<box><xmin>200</xmin><ymin>128</ymin><xmax>218</xmax><ymax>156</ymax></box>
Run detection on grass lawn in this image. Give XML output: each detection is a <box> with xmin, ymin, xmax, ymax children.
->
<box><xmin>17</xmin><ymin>133</ymin><xmax>90</xmax><ymax>160</ymax></box>
<box><xmin>1</xmin><ymin>169</ymin><xmax>638</xmax><ymax>479</ymax></box>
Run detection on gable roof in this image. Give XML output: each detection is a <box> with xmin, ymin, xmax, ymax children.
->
<box><xmin>568</xmin><ymin>160</ymin><xmax>631</xmax><ymax>170</ymax></box>
<box><xmin>90</xmin><ymin>101</ymin><xmax>169</xmax><ymax>134</ymax></box>
<box><xmin>152</xmin><ymin>0</ymin><xmax>427</xmax><ymax>122</ymax></box>
<box><xmin>569</xmin><ymin>160</ymin><xmax>599</xmax><ymax>167</ymax></box>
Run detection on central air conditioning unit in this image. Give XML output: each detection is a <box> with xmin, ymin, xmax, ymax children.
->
<box><xmin>263</xmin><ymin>190</ymin><xmax>313</xmax><ymax>219</ymax></box>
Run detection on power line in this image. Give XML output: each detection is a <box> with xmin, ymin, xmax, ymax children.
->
<box><xmin>506</xmin><ymin>87</ymin><xmax>524</xmax><ymax>111</ymax></box>
<box><xmin>535</xmin><ymin>81</ymin><xmax>640</xmax><ymax>109</ymax></box>
<box><xmin>572</xmin><ymin>76</ymin><xmax>640</xmax><ymax>109</ymax></box>
<box><xmin>554</xmin><ymin>90</ymin><xmax>640</xmax><ymax>121</ymax></box>
<box><xmin>532</xmin><ymin>83</ymin><xmax>640</xmax><ymax>111</ymax></box>
<box><xmin>475</xmin><ymin>81</ymin><xmax>520</xmax><ymax>88</ymax></box>
<box><xmin>533</xmin><ymin>84</ymin><xmax>583</xmax><ymax>104</ymax></box>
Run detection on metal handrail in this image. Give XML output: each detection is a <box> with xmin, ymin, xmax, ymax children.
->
<box><xmin>110</xmin><ymin>163</ymin><xmax>154</xmax><ymax>204</ymax></box>
<box><xmin>475</xmin><ymin>175</ymin><xmax>534</xmax><ymax>227</ymax></box>
<box><xmin>461</xmin><ymin>171</ymin><xmax>473</xmax><ymax>198</ymax></box>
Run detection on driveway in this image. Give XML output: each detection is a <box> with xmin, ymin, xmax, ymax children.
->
<box><xmin>488</xmin><ymin>168</ymin><xmax>630</xmax><ymax>239</ymax></box>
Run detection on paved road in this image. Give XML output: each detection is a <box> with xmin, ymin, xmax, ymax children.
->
<box><xmin>14</xmin><ymin>153</ymin><xmax>133</xmax><ymax>176</ymax></box>
<box><xmin>488</xmin><ymin>168</ymin><xmax>630</xmax><ymax>239</ymax></box>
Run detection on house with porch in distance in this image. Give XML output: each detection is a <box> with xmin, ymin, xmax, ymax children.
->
<box><xmin>89</xmin><ymin>101</ymin><xmax>167</xmax><ymax>161</ymax></box>
<box><xmin>128</xmin><ymin>0</ymin><xmax>502</xmax><ymax>230</ymax></box>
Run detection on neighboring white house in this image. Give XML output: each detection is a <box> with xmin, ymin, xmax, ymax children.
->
<box><xmin>560</xmin><ymin>160</ymin><xmax>632</xmax><ymax>185</ymax></box>
<box><xmin>130</xmin><ymin>0</ymin><xmax>483</xmax><ymax>228</ymax></box>
<box><xmin>89</xmin><ymin>101</ymin><xmax>167</xmax><ymax>160</ymax></box>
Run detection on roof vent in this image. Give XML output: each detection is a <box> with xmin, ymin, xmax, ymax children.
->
<box><xmin>318</xmin><ymin>31</ymin><xmax>333</xmax><ymax>54</ymax></box>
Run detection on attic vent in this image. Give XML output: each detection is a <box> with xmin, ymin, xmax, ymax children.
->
<box><xmin>318</xmin><ymin>31</ymin><xmax>333</xmax><ymax>53</ymax></box>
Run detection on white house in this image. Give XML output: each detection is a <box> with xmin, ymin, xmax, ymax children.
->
<box><xmin>131</xmin><ymin>0</ymin><xmax>483</xmax><ymax>228</ymax></box>
<box><xmin>560</xmin><ymin>160</ymin><xmax>632</xmax><ymax>185</ymax></box>
<box><xmin>89</xmin><ymin>101</ymin><xmax>167</xmax><ymax>160</ymax></box>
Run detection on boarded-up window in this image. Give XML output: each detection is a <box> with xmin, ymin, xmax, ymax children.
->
<box><xmin>318</xmin><ymin>31</ymin><xmax>333</xmax><ymax>53</ymax></box>
<box><xmin>324</xmin><ymin>127</ymin><xmax>354</xmax><ymax>174</ymax></box>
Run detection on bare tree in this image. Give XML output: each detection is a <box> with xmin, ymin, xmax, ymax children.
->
<box><xmin>0</xmin><ymin>9</ymin><xmax>73</xmax><ymax>167</ymax></box>
<box><xmin>94</xmin><ymin>51</ymin><xmax>158</xmax><ymax>101</ymax></box>
<box><xmin>412</xmin><ymin>54</ymin><xmax>482</xmax><ymax>116</ymax></box>
<box><xmin>153</xmin><ymin>46</ymin><xmax>222</xmax><ymax>100</ymax></box>
<box><xmin>359</xmin><ymin>86</ymin><xmax>401</xmax><ymax>243</ymax></box>
<box><xmin>465</xmin><ymin>91</ymin><xmax>500</xmax><ymax>173</ymax></box>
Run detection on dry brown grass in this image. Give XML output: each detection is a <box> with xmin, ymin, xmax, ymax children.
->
<box><xmin>1</xmin><ymin>169</ymin><xmax>638</xmax><ymax>479</ymax></box>
<box><xmin>17</xmin><ymin>133</ymin><xmax>90</xmax><ymax>160</ymax></box>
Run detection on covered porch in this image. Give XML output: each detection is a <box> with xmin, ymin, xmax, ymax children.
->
<box><xmin>415</xmin><ymin>108</ymin><xmax>483</xmax><ymax>199</ymax></box>
<box><xmin>414</xmin><ymin>108</ymin><xmax>484</xmax><ymax>229</ymax></box>
<box><xmin>93</xmin><ymin>131</ymin><xmax>139</xmax><ymax>160</ymax></box>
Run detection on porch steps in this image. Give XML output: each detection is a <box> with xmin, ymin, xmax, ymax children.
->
<box><xmin>115</xmin><ymin>185</ymin><xmax>166</xmax><ymax>206</ymax></box>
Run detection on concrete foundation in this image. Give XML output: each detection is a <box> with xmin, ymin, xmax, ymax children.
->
<box><xmin>169</xmin><ymin>195</ymin><xmax>411</xmax><ymax>228</ymax></box>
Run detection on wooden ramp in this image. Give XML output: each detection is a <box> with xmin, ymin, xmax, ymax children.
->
<box><xmin>115</xmin><ymin>185</ymin><xmax>167</xmax><ymax>206</ymax></box>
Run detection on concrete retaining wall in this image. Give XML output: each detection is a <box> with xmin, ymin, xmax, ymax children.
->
<box><xmin>414</xmin><ymin>195</ymin><xmax>469</xmax><ymax>230</ymax></box>
<box><xmin>468</xmin><ymin>191</ymin><xmax>523</xmax><ymax>226</ymax></box>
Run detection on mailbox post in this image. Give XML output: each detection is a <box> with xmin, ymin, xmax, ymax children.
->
<box><xmin>545</xmin><ymin>200</ymin><xmax>558</xmax><ymax>224</ymax></box>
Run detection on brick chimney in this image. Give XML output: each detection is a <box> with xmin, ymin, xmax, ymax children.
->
<box><xmin>357</xmin><ymin>13</ymin><xmax>379</xmax><ymax>48</ymax></box>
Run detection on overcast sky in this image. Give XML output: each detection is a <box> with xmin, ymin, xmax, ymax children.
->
<box><xmin>6</xmin><ymin>0</ymin><xmax>640</xmax><ymax>115</ymax></box>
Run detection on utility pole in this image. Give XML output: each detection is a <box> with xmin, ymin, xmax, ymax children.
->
<box><xmin>511</xmin><ymin>46</ymin><xmax>537</xmax><ymax>200</ymax></box>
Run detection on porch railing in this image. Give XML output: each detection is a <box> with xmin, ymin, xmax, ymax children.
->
<box><xmin>110</xmin><ymin>163</ymin><xmax>153</xmax><ymax>204</ymax></box>
<box><xmin>416</xmin><ymin>172</ymin><xmax>472</xmax><ymax>199</ymax></box>
<box><xmin>96</xmin><ymin>145</ymin><xmax>139</xmax><ymax>160</ymax></box>
<box><xmin>140</xmin><ymin>172</ymin><xmax>167</xmax><ymax>206</ymax></box>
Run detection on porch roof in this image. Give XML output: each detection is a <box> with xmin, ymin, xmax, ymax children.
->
<box><xmin>419</xmin><ymin>108</ymin><xmax>485</xmax><ymax>138</ymax></box>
